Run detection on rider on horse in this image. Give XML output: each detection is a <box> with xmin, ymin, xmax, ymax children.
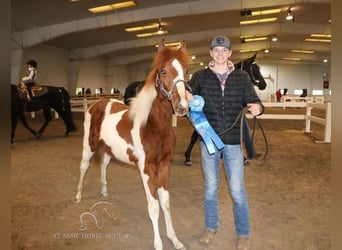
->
<box><xmin>21</xmin><ymin>59</ymin><xmax>38</xmax><ymax>101</ymax></box>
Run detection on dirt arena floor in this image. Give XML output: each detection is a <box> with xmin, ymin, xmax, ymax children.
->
<box><xmin>11</xmin><ymin>107</ymin><xmax>331</xmax><ymax>250</ymax></box>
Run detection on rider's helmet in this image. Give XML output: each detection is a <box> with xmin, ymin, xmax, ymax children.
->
<box><xmin>26</xmin><ymin>59</ymin><xmax>37</xmax><ymax>68</ymax></box>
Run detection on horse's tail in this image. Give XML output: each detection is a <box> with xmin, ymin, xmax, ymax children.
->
<box><xmin>52</xmin><ymin>87</ymin><xmax>77</xmax><ymax>134</ymax></box>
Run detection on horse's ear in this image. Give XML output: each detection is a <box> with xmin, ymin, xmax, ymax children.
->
<box><xmin>158</xmin><ymin>38</ymin><xmax>166</xmax><ymax>52</ymax></box>
<box><xmin>252</xmin><ymin>53</ymin><xmax>257</xmax><ymax>60</ymax></box>
<box><xmin>179</xmin><ymin>40</ymin><xmax>187</xmax><ymax>52</ymax></box>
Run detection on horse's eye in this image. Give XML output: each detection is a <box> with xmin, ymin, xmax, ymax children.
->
<box><xmin>160</xmin><ymin>69</ymin><xmax>166</xmax><ymax>75</ymax></box>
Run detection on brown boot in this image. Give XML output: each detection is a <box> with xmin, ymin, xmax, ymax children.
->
<box><xmin>199</xmin><ymin>229</ymin><xmax>216</xmax><ymax>245</ymax></box>
<box><xmin>236</xmin><ymin>237</ymin><xmax>250</xmax><ymax>250</ymax></box>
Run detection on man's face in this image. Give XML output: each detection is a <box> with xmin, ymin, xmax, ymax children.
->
<box><xmin>210</xmin><ymin>46</ymin><xmax>232</xmax><ymax>64</ymax></box>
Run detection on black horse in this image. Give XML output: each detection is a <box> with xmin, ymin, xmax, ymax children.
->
<box><xmin>123</xmin><ymin>80</ymin><xmax>145</xmax><ymax>105</ymax></box>
<box><xmin>234</xmin><ymin>53</ymin><xmax>266</xmax><ymax>90</ymax></box>
<box><xmin>11</xmin><ymin>84</ymin><xmax>77</xmax><ymax>145</ymax></box>
<box><xmin>123</xmin><ymin>53</ymin><xmax>267</xmax><ymax>165</ymax></box>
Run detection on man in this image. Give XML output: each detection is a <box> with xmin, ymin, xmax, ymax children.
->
<box><xmin>187</xmin><ymin>36</ymin><xmax>264</xmax><ymax>250</ymax></box>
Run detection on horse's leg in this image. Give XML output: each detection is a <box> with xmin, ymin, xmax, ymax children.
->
<box><xmin>184</xmin><ymin>130</ymin><xmax>198</xmax><ymax>166</ymax></box>
<box><xmin>100</xmin><ymin>153</ymin><xmax>111</xmax><ymax>197</ymax></box>
<box><xmin>37</xmin><ymin>107</ymin><xmax>52</xmax><ymax>135</ymax></box>
<box><xmin>11</xmin><ymin>112</ymin><xmax>18</xmax><ymax>145</ymax></box>
<box><xmin>75</xmin><ymin>142</ymin><xmax>94</xmax><ymax>203</ymax></box>
<box><xmin>158</xmin><ymin>188</ymin><xmax>185</xmax><ymax>250</ymax></box>
<box><xmin>54</xmin><ymin>107</ymin><xmax>77</xmax><ymax>136</ymax></box>
<box><xmin>139</xmin><ymin>167</ymin><xmax>162</xmax><ymax>250</ymax></box>
<box><xmin>17</xmin><ymin>110</ymin><xmax>39</xmax><ymax>138</ymax></box>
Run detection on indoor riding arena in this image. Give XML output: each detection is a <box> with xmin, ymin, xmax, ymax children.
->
<box><xmin>11</xmin><ymin>105</ymin><xmax>331</xmax><ymax>250</ymax></box>
<box><xmin>11</xmin><ymin>1</ymin><xmax>333</xmax><ymax>249</ymax></box>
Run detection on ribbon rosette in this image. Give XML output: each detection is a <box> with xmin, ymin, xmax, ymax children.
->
<box><xmin>188</xmin><ymin>95</ymin><xmax>224</xmax><ymax>154</ymax></box>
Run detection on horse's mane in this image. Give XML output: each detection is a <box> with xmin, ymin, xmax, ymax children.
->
<box><xmin>128</xmin><ymin>45</ymin><xmax>189</xmax><ymax>126</ymax></box>
<box><xmin>235</xmin><ymin>53</ymin><xmax>256</xmax><ymax>70</ymax></box>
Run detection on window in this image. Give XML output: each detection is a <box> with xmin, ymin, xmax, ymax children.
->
<box><xmin>95</xmin><ymin>88</ymin><xmax>103</xmax><ymax>95</ymax></box>
<box><xmin>312</xmin><ymin>90</ymin><xmax>323</xmax><ymax>95</ymax></box>
<box><xmin>294</xmin><ymin>89</ymin><xmax>302</xmax><ymax>95</ymax></box>
<box><xmin>76</xmin><ymin>87</ymin><xmax>84</xmax><ymax>95</ymax></box>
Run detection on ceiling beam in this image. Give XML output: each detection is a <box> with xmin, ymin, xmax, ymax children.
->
<box><xmin>71</xmin><ymin>22</ymin><xmax>330</xmax><ymax>63</ymax></box>
<box><xmin>11</xmin><ymin>0</ymin><xmax>318</xmax><ymax>49</ymax></box>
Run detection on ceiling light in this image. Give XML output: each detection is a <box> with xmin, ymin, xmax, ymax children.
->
<box><xmin>310</xmin><ymin>33</ymin><xmax>331</xmax><ymax>38</ymax></box>
<box><xmin>264</xmin><ymin>49</ymin><xmax>270</xmax><ymax>53</ymax></box>
<box><xmin>157</xmin><ymin>26</ymin><xmax>163</xmax><ymax>34</ymax></box>
<box><xmin>252</xmin><ymin>8</ymin><xmax>281</xmax><ymax>16</ymax></box>
<box><xmin>323</xmin><ymin>59</ymin><xmax>328</xmax><ymax>63</ymax></box>
<box><xmin>125</xmin><ymin>24</ymin><xmax>159</xmax><ymax>32</ymax></box>
<box><xmin>155</xmin><ymin>42</ymin><xmax>181</xmax><ymax>48</ymax></box>
<box><xmin>157</xmin><ymin>18</ymin><xmax>164</xmax><ymax>34</ymax></box>
<box><xmin>240</xmin><ymin>17</ymin><xmax>277</xmax><ymax>25</ymax></box>
<box><xmin>239</xmin><ymin>48</ymin><xmax>262</xmax><ymax>53</ymax></box>
<box><xmin>286</xmin><ymin>8</ymin><xmax>294</xmax><ymax>21</ymax></box>
<box><xmin>88</xmin><ymin>1</ymin><xmax>136</xmax><ymax>14</ymax></box>
<box><xmin>282</xmin><ymin>57</ymin><xmax>301</xmax><ymax>61</ymax></box>
<box><xmin>137</xmin><ymin>30</ymin><xmax>168</xmax><ymax>38</ymax></box>
<box><xmin>241</xmin><ymin>36</ymin><xmax>268</xmax><ymax>43</ymax></box>
<box><xmin>240</xmin><ymin>8</ymin><xmax>281</xmax><ymax>17</ymax></box>
<box><xmin>134</xmin><ymin>18</ymin><xmax>168</xmax><ymax>38</ymax></box>
<box><xmin>291</xmin><ymin>49</ymin><xmax>315</xmax><ymax>54</ymax></box>
<box><xmin>271</xmin><ymin>35</ymin><xmax>278</xmax><ymax>42</ymax></box>
<box><xmin>305</xmin><ymin>38</ymin><xmax>331</xmax><ymax>43</ymax></box>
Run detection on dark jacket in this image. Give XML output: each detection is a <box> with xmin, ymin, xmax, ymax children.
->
<box><xmin>189</xmin><ymin>67</ymin><xmax>264</xmax><ymax>144</ymax></box>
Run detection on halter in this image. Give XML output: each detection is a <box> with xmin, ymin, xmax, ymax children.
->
<box><xmin>249</xmin><ymin>62</ymin><xmax>260</xmax><ymax>84</ymax></box>
<box><xmin>239</xmin><ymin>59</ymin><xmax>259</xmax><ymax>84</ymax></box>
<box><xmin>155</xmin><ymin>72</ymin><xmax>187</xmax><ymax>100</ymax></box>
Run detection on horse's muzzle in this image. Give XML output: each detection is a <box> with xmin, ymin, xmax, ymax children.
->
<box><xmin>174</xmin><ymin>102</ymin><xmax>189</xmax><ymax>116</ymax></box>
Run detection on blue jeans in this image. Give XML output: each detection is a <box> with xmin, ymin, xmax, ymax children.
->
<box><xmin>200</xmin><ymin>141</ymin><xmax>250</xmax><ymax>237</ymax></box>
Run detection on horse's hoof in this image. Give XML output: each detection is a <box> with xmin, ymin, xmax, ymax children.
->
<box><xmin>35</xmin><ymin>133</ymin><xmax>41</xmax><ymax>138</ymax></box>
<box><xmin>175</xmin><ymin>243</ymin><xmax>186</xmax><ymax>250</ymax></box>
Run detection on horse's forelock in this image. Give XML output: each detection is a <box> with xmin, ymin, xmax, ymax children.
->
<box><xmin>151</xmin><ymin>47</ymin><xmax>189</xmax><ymax>73</ymax></box>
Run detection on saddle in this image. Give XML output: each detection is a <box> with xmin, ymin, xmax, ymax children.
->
<box><xmin>18</xmin><ymin>81</ymin><xmax>49</xmax><ymax>101</ymax></box>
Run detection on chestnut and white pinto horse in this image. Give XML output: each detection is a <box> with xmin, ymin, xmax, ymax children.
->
<box><xmin>75</xmin><ymin>41</ymin><xmax>189</xmax><ymax>250</ymax></box>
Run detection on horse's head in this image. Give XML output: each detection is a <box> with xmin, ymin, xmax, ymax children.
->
<box><xmin>153</xmin><ymin>39</ymin><xmax>190</xmax><ymax>116</ymax></box>
<box><xmin>236</xmin><ymin>53</ymin><xmax>267</xmax><ymax>90</ymax></box>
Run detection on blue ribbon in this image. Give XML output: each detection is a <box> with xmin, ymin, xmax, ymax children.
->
<box><xmin>188</xmin><ymin>95</ymin><xmax>225</xmax><ymax>154</ymax></box>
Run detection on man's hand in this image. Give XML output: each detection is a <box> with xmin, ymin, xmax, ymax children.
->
<box><xmin>247</xmin><ymin>103</ymin><xmax>262</xmax><ymax>116</ymax></box>
<box><xmin>186</xmin><ymin>91</ymin><xmax>194</xmax><ymax>101</ymax></box>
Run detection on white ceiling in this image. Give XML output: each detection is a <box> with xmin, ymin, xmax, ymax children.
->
<box><xmin>11</xmin><ymin>0</ymin><xmax>331</xmax><ymax>71</ymax></box>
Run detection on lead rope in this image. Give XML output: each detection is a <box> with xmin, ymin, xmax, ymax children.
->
<box><xmin>250</xmin><ymin>114</ymin><xmax>269</xmax><ymax>164</ymax></box>
<box><xmin>217</xmin><ymin>107</ymin><xmax>269</xmax><ymax>164</ymax></box>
